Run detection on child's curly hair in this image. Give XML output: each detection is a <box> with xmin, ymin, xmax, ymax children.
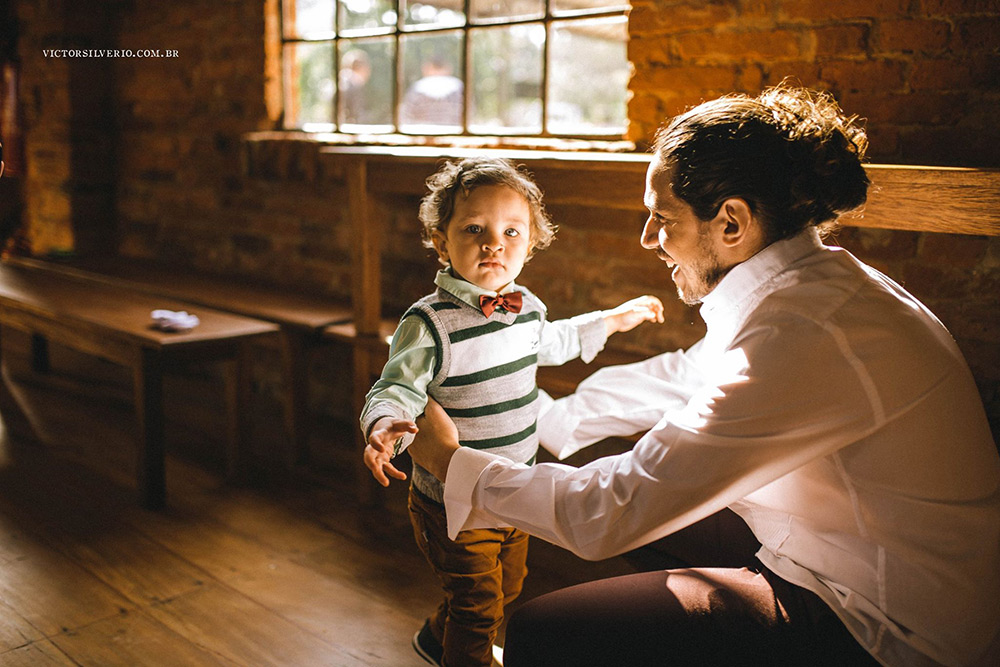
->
<box><xmin>418</xmin><ymin>157</ymin><xmax>557</xmax><ymax>265</ymax></box>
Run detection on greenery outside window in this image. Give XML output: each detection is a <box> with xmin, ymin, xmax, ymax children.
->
<box><xmin>281</xmin><ymin>0</ymin><xmax>629</xmax><ymax>138</ymax></box>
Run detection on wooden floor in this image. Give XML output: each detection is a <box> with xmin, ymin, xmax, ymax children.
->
<box><xmin>0</xmin><ymin>331</ymin><xmax>638</xmax><ymax>666</ymax></box>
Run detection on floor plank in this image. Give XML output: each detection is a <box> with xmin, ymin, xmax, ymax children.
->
<box><xmin>0</xmin><ymin>516</ymin><xmax>134</xmax><ymax>639</ymax></box>
<box><xmin>0</xmin><ymin>599</ymin><xmax>44</xmax><ymax>653</ymax></box>
<box><xmin>144</xmin><ymin>582</ymin><xmax>367</xmax><ymax>666</ymax></box>
<box><xmin>0</xmin><ymin>639</ymin><xmax>78</xmax><ymax>666</ymax></box>
<box><xmin>48</xmin><ymin>609</ymin><xmax>230</xmax><ymax>666</ymax></box>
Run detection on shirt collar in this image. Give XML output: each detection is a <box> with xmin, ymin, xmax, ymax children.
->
<box><xmin>434</xmin><ymin>268</ymin><xmax>520</xmax><ymax>310</ymax></box>
<box><xmin>699</xmin><ymin>227</ymin><xmax>825</xmax><ymax>332</ymax></box>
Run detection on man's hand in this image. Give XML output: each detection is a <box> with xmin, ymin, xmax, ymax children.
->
<box><xmin>604</xmin><ymin>295</ymin><xmax>664</xmax><ymax>336</ymax></box>
<box><xmin>409</xmin><ymin>399</ymin><xmax>460</xmax><ymax>482</ymax></box>
<box><xmin>365</xmin><ymin>417</ymin><xmax>417</xmax><ymax>487</ymax></box>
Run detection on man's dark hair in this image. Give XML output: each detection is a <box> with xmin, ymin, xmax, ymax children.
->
<box><xmin>652</xmin><ymin>84</ymin><xmax>870</xmax><ymax>243</ymax></box>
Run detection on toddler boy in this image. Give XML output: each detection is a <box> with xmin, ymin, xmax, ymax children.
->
<box><xmin>361</xmin><ymin>157</ymin><xmax>663</xmax><ymax>666</ymax></box>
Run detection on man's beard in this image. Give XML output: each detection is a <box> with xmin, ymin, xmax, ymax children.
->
<box><xmin>675</xmin><ymin>240</ymin><xmax>732</xmax><ymax>306</ymax></box>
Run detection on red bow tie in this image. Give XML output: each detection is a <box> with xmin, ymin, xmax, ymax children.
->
<box><xmin>479</xmin><ymin>291</ymin><xmax>523</xmax><ymax>317</ymax></box>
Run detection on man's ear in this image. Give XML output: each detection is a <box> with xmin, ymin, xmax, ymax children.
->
<box><xmin>715</xmin><ymin>198</ymin><xmax>763</xmax><ymax>253</ymax></box>
<box><xmin>431</xmin><ymin>230</ymin><xmax>449</xmax><ymax>264</ymax></box>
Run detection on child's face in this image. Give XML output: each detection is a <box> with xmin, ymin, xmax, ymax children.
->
<box><xmin>432</xmin><ymin>185</ymin><xmax>532</xmax><ymax>293</ymax></box>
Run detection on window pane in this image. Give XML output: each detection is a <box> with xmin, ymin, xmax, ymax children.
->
<box><xmin>399</xmin><ymin>31</ymin><xmax>464</xmax><ymax>132</ymax></box>
<box><xmin>469</xmin><ymin>24</ymin><xmax>543</xmax><ymax>134</ymax></box>
<box><xmin>470</xmin><ymin>0</ymin><xmax>544</xmax><ymax>24</ymax></box>
<box><xmin>401</xmin><ymin>0</ymin><xmax>465</xmax><ymax>30</ymax></box>
<box><xmin>547</xmin><ymin>17</ymin><xmax>627</xmax><ymax>135</ymax></box>
<box><xmin>284</xmin><ymin>0</ymin><xmax>336</xmax><ymax>39</ymax></box>
<box><xmin>283</xmin><ymin>41</ymin><xmax>335</xmax><ymax>129</ymax></box>
<box><xmin>551</xmin><ymin>0</ymin><xmax>628</xmax><ymax>17</ymax></box>
<box><xmin>338</xmin><ymin>0</ymin><xmax>396</xmax><ymax>34</ymax></box>
<box><xmin>338</xmin><ymin>38</ymin><xmax>395</xmax><ymax>128</ymax></box>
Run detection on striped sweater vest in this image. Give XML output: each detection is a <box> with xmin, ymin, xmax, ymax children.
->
<box><xmin>408</xmin><ymin>287</ymin><xmax>545</xmax><ymax>503</ymax></box>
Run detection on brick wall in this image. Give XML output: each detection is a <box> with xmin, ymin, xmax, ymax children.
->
<box><xmin>627</xmin><ymin>0</ymin><xmax>1000</xmax><ymax>166</ymax></box>
<box><xmin>11</xmin><ymin>0</ymin><xmax>1000</xmax><ymax>436</ymax></box>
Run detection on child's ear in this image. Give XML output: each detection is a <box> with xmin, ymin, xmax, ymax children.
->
<box><xmin>431</xmin><ymin>230</ymin><xmax>449</xmax><ymax>264</ymax></box>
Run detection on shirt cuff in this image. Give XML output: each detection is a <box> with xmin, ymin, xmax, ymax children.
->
<box><xmin>443</xmin><ymin>447</ymin><xmax>504</xmax><ymax>540</ymax></box>
<box><xmin>576</xmin><ymin>315</ymin><xmax>609</xmax><ymax>363</ymax></box>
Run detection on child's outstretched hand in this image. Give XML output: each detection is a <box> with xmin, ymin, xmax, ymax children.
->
<box><xmin>365</xmin><ymin>418</ymin><xmax>417</xmax><ymax>487</ymax></box>
<box><xmin>604</xmin><ymin>295</ymin><xmax>665</xmax><ymax>335</ymax></box>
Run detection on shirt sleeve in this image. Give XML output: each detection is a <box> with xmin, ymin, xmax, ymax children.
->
<box><xmin>537</xmin><ymin>312</ymin><xmax>609</xmax><ymax>367</ymax></box>
<box><xmin>444</xmin><ymin>312</ymin><xmax>879</xmax><ymax>559</ymax></box>
<box><xmin>360</xmin><ymin>315</ymin><xmax>437</xmax><ymax>454</ymax></box>
<box><xmin>537</xmin><ymin>342</ymin><xmax>707</xmax><ymax>460</ymax></box>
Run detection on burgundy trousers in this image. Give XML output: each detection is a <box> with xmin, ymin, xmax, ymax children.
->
<box><xmin>503</xmin><ymin>510</ymin><xmax>881</xmax><ymax>667</ymax></box>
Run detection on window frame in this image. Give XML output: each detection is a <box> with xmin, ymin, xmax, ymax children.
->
<box><xmin>278</xmin><ymin>0</ymin><xmax>630</xmax><ymax>140</ymax></box>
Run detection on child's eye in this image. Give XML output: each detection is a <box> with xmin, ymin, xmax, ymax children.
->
<box><xmin>504</xmin><ymin>228</ymin><xmax>520</xmax><ymax>237</ymax></box>
<box><xmin>465</xmin><ymin>224</ymin><xmax>482</xmax><ymax>234</ymax></box>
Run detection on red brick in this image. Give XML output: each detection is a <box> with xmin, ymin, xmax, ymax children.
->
<box><xmin>813</xmin><ymin>24</ymin><xmax>870</xmax><ymax>57</ymax></box>
<box><xmin>630</xmin><ymin>64</ymin><xmax>737</xmax><ymax>93</ymax></box>
<box><xmin>909</xmin><ymin>58</ymin><xmax>975</xmax><ymax>91</ymax></box>
<box><xmin>968</xmin><ymin>54</ymin><xmax>1000</xmax><ymax>88</ymax></box>
<box><xmin>898</xmin><ymin>125</ymin><xmax>1000</xmax><ymax>167</ymax></box>
<box><xmin>918</xmin><ymin>233</ymin><xmax>990</xmax><ymax>268</ymax></box>
<box><xmin>781</xmin><ymin>0</ymin><xmax>910</xmax><ymax>21</ymax></box>
<box><xmin>762</xmin><ymin>62</ymin><xmax>823</xmax><ymax>89</ymax></box>
<box><xmin>737</xmin><ymin>64</ymin><xmax>765</xmax><ymax>92</ymax></box>
<box><xmin>736</xmin><ymin>0</ymin><xmax>780</xmax><ymax>21</ymax></box>
<box><xmin>864</xmin><ymin>124</ymin><xmax>900</xmax><ymax>160</ymax></box>
<box><xmin>628</xmin><ymin>92</ymin><xmax>669</xmax><ymax>127</ymax></box>
<box><xmin>919</xmin><ymin>0</ymin><xmax>999</xmax><ymax>16</ymax></box>
<box><xmin>648</xmin><ymin>1</ymin><xmax>734</xmax><ymax>33</ymax></box>
<box><xmin>819</xmin><ymin>59</ymin><xmax>907</xmax><ymax>93</ymax></box>
<box><xmin>833</xmin><ymin>227</ymin><xmax>917</xmax><ymax>262</ymax></box>
<box><xmin>676</xmin><ymin>28</ymin><xmax>802</xmax><ymax>62</ymax></box>
<box><xmin>628</xmin><ymin>35</ymin><xmax>675</xmax><ymax>65</ymax></box>
<box><xmin>838</xmin><ymin>90</ymin><xmax>969</xmax><ymax>125</ymax></box>
<box><xmin>901</xmin><ymin>263</ymin><xmax>979</xmax><ymax>300</ymax></box>
<box><xmin>876</xmin><ymin>18</ymin><xmax>950</xmax><ymax>54</ymax></box>
<box><xmin>951</xmin><ymin>17</ymin><xmax>1000</xmax><ymax>52</ymax></box>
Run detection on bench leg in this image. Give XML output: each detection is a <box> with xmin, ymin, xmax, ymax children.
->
<box><xmin>353</xmin><ymin>343</ymin><xmax>384</xmax><ymax>506</ymax></box>
<box><xmin>223</xmin><ymin>342</ymin><xmax>253</xmax><ymax>482</ymax></box>
<box><xmin>133</xmin><ymin>348</ymin><xmax>166</xmax><ymax>510</ymax></box>
<box><xmin>278</xmin><ymin>330</ymin><xmax>310</xmax><ymax>468</ymax></box>
<box><xmin>31</xmin><ymin>334</ymin><xmax>50</xmax><ymax>374</ymax></box>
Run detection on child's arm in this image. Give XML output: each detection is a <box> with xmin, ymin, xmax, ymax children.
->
<box><xmin>602</xmin><ymin>295</ymin><xmax>664</xmax><ymax>336</ymax></box>
<box><xmin>537</xmin><ymin>294</ymin><xmax>665</xmax><ymax>367</ymax></box>
<box><xmin>360</xmin><ymin>316</ymin><xmax>435</xmax><ymax>486</ymax></box>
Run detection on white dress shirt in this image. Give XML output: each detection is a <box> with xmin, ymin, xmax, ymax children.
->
<box><xmin>442</xmin><ymin>229</ymin><xmax>1000</xmax><ymax>667</ymax></box>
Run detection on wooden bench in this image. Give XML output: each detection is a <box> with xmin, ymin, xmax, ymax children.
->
<box><xmin>0</xmin><ymin>262</ymin><xmax>279</xmax><ymax>509</ymax></box>
<box><xmin>3</xmin><ymin>255</ymin><xmax>353</xmax><ymax>468</ymax></box>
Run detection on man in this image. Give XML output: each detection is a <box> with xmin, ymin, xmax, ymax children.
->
<box><xmin>408</xmin><ymin>85</ymin><xmax>1000</xmax><ymax>667</ymax></box>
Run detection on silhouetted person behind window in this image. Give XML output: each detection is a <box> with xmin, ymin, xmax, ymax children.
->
<box><xmin>339</xmin><ymin>49</ymin><xmax>372</xmax><ymax>125</ymax></box>
<box><xmin>399</xmin><ymin>58</ymin><xmax>463</xmax><ymax>128</ymax></box>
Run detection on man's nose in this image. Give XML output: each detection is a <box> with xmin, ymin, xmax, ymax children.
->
<box><xmin>640</xmin><ymin>217</ymin><xmax>659</xmax><ymax>250</ymax></box>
